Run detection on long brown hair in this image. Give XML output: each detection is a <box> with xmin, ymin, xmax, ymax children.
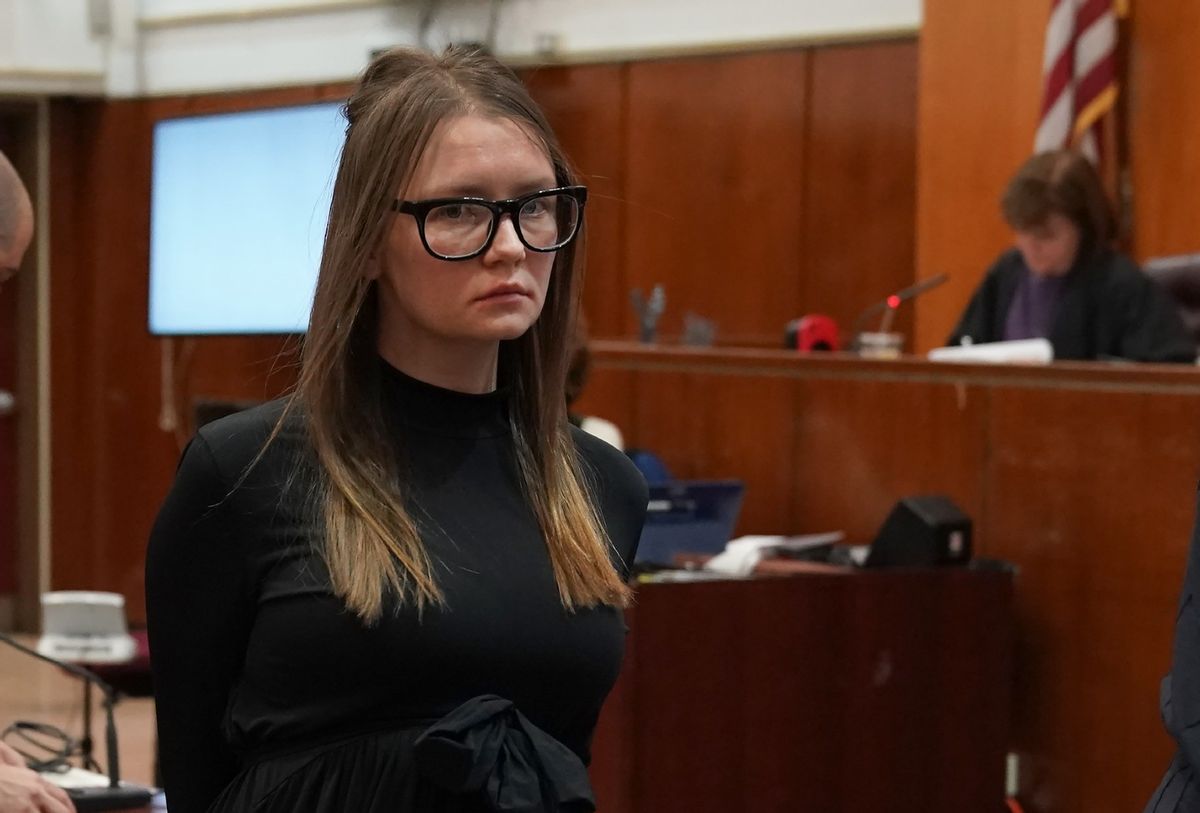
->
<box><xmin>283</xmin><ymin>45</ymin><xmax>630</xmax><ymax>623</ymax></box>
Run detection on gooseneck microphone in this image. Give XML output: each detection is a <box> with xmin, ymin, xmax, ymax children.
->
<box><xmin>0</xmin><ymin>631</ymin><xmax>153</xmax><ymax>809</ymax></box>
<box><xmin>849</xmin><ymin>273</ymin><xmax>950</xmax><ymax>346</ymax></box>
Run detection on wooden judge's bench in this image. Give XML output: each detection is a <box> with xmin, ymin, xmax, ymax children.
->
<box><xmin>574</xmin><ymin>342</ymin><xmax>1200</xmax><ymax>813</ymax></box>
<box><xmin>590</xmin><ymin>565</ymin><xmax>1015</xmax><ymax>813</ymax></box>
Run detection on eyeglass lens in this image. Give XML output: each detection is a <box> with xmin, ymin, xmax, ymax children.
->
<box><xmin>424</xmin><ymin>193</ymin><xmax>580</xmax><ymax>258</ymax></box>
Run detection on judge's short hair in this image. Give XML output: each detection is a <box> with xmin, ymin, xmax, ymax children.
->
<box><xmin>1001</xmin><ymin>150</ymin><xmax>1114</xmax><ymax>249</ymax></box>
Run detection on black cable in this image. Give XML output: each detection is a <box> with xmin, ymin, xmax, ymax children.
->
<box><xmin>2</xmin><ymin>720</ymin><xmax>77</xmax><ymax>773</ymax></box>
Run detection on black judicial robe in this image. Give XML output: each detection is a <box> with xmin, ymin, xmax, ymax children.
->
<box><xmin>947</xmin><ymin>248</ymin><xmax>1196</xmax><ymax>363</ymax></box>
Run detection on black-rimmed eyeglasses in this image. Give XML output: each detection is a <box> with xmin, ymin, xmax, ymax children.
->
<box><xmin>392</xmin><ymin>186</ymin><xmax>587</xmax><ymax>261</ymax></box>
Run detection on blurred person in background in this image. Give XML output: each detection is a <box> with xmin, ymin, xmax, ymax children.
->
<box><xmin>948</xmin><ymin>149</ymin><xmax>1194</xmax><ymax>363</ymax></box>
<box><xmin>0</xmin><ymin>152</ymin><xmax>75</xmax><ymax>813</ymax></box>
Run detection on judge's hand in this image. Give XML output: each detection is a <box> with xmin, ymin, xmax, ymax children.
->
<box><xmin>0</xmin><ymin>743</ymin><xmax>75</xmax><ymax>813</ymax></box>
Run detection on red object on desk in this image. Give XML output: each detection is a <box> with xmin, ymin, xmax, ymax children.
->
<box><xmin>793</xmin><ymin>314</ymin><xmax>841</xmax><ymax>351</ymax></box>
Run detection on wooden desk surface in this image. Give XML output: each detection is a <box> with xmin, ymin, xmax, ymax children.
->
<box><xmin>590</xmin><ymin>567</ymin><xmax>1014</xmax><ymax>813</ymax></box>
<box><xmin>578</xmin><ymin>342</ymin><xmax>1199</xmax><ymax>813</ymax></box>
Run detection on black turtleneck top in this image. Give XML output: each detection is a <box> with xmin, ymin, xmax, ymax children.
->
<box><xmin>145</xmin><ymin>363</ymin><xmax>647</xmax><ymax>813</ymax></box>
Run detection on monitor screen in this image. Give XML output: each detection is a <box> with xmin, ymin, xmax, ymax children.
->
<box><xmin>636</xmin><ymin>479</ymin><xmax>746</xmax><ymax>565</ymax></box>
<box><xmin>149</xmin><ymin>101</ymin><xmax>346</xmax><ymax>335</ymax></box>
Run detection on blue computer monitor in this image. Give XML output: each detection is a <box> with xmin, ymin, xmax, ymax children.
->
<box><xmin>636</xmin><ymin>480</ymin><xmax>745</xmax><ymax>566</ymax></box>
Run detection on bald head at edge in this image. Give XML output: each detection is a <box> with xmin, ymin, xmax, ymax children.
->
<box><xmin>0</xmin><ymin>150</ymin><xmax>34</xmax><ymax>276</ymax></box>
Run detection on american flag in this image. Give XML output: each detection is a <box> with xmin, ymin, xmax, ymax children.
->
<box><xmin>1034</xmin><ymin>0</ymin><xmax>1128</xmax><ymax>163</ymax></box>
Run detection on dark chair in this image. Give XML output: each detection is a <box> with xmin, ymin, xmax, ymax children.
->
<box><xmin>625</xmin><ymin>450</ymin><xmax>672</xmax><ymax>486</ymax></box>
<box><xmin>87</xmin><ymin>628</ymin><xmax>153</xmax><ymax>698</ymax></box>
<box><xmin>1145</xmin><ymin>253</ymin><xmax>1200</xmax><ymax>345</ymax></box>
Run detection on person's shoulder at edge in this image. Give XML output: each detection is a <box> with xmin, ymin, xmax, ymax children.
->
<box><xmin>570</xmin><ymin>425</ymin><xmax>645</xmax><ymax>496</ymax></box>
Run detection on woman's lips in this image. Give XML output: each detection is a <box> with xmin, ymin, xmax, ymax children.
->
<box><xmin>477</xmin><ymin>285</ymin><xmax>530</xmax><ymax>301</ymax></box>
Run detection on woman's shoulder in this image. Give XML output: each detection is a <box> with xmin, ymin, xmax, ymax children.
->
<box><xmin>189</xmin><ymin>397</ymin><xmax>303</xmax><ymax>484</ymax></box>
<box><xmin>570</xmin><ymin>425</ymin><xmax>648</xmax><ymax>512</ymax></box>
<box><xmin>570</xmin><ymin>426</ymin><xmax>648</xmax><ymax>570</ymax></box>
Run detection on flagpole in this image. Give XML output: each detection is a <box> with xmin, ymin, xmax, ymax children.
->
<box><xmin>1111</xmin><ymin>0</ymin><xmax>1132</xmax><ymax>251</ymax></box>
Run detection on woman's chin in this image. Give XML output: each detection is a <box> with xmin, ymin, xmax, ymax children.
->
<box><xmin>473</xmin><ymin>318</ymin><xmax>538</xmax><ymax>342</ymax></box>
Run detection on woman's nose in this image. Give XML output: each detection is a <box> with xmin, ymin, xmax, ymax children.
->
<box><xmin>485</xmin><ymin>215</ymin><xmax>525</xmax><ymax>263</ymax></box>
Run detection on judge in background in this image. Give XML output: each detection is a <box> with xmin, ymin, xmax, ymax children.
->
<box><xmin>0</xmin><ymin>155</ymin><xmax>75</xmax><ymax>813</ymax></box>
<box><xmin>947</xmin><ymin>149</ymin><xmax>1195</xmax><ymax>363</ymax></box>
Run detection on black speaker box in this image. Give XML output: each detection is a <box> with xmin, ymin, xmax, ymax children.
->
<box><xmin>865</xmin><ymin>495</ymin><xmax>972</xmax><ymax>568</ymax></box>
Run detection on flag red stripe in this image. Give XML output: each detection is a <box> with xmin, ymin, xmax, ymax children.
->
<box><xmin>1041</xmin><ymin>44</ymin><xmax>1075</xmax><ymax>117</ymax></box>
<box><xmin>1038</xmin><ymin>0</ymin><xmax>1120</xmax><ymax>162</ymax></box>
<box><xmin>1075</xmin><ymin>0</ymin><xmax>1110</xmax><ymax>33</ymax></box>
<box><xmin>1075</xmin><ymin>52</ymin><xmax>1117</xmax><ymax>114</ymax></box>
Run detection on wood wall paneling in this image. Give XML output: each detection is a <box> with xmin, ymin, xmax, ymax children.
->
<box><xmin>915</xmin><ymin>0</ymin><xmax>1047</xmax><ymax>352</ymax></box>
<box><xmin>790</xmin><ymin>376</ymin><xmax>988</xmax><ymax>544</ymax></box>
<box><xmin>523</xmin><ymin>64</ymin><xmax>630</xmax><ymax>339</ymax></box>
<box><xmin>1127</xmin><ymin>1</ymin><xmax>1200</xmax><ymax>261</ymax></box>
<box><xmin>48</xmin><ymin>95</ymin><xmax>310</xmax><ymax>624</ymax></box>
<box><xmin>50</xmin><ymin>99</ymin><xmax>132</xmax><ymax>609</ymax></box>
<box><xmin>984</xmin><ymin>387</ymin><xmax>1199</xmax><ymax>812</ymax></box>
<box><xmin>588</xmin><ymin>344</ymin><xmax>1200</xmax><ymax>813</ymax></box>
<box><xmin>91</xmin><ymin>100</ymin><xmax>165</xmax><ymax>614</ymax></box>
<box><xmin>624</xmin><ymin>51</ymin><xmax>810</xmax><ymax>347</ymax></box>
<box><xmin>631</xmin><ymin>581</ymin><xmax>751</xmax><ymax>811</ymax></box>
<box><xmin>145</xmin><ymin>83</ymin><xmax>352</xmax><ymax>120</ymax></box>
<box><xmin>570</xmin><ymin>364</ymin><xmax>636</xmax><ymax>444</ymax></box>
<box><xmin>591</xmin><ymin>571</ymin><xmax>1012</xmax><ymax>811</ymax></box>
<box><xmin>804</xmin><ymin>41</ymin><xmax>918</xmax><ymax>346</ymax></box>
<box><xmin>630</xmin><ymin>367</ymin><xmax>794</xmax><ymax>535</ymax></box>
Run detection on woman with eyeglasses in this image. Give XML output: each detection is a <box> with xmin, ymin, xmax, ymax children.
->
<box><xmin>146</xmin><ymin>45</ymin><xmax>647</xmax><ymax>813</ymax></box>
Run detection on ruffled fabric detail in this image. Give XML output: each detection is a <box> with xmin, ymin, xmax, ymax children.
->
<box><xmin>415</xmin><ymin>695</ymin><xmax>595</xmax><ymax>813</ymax></box>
